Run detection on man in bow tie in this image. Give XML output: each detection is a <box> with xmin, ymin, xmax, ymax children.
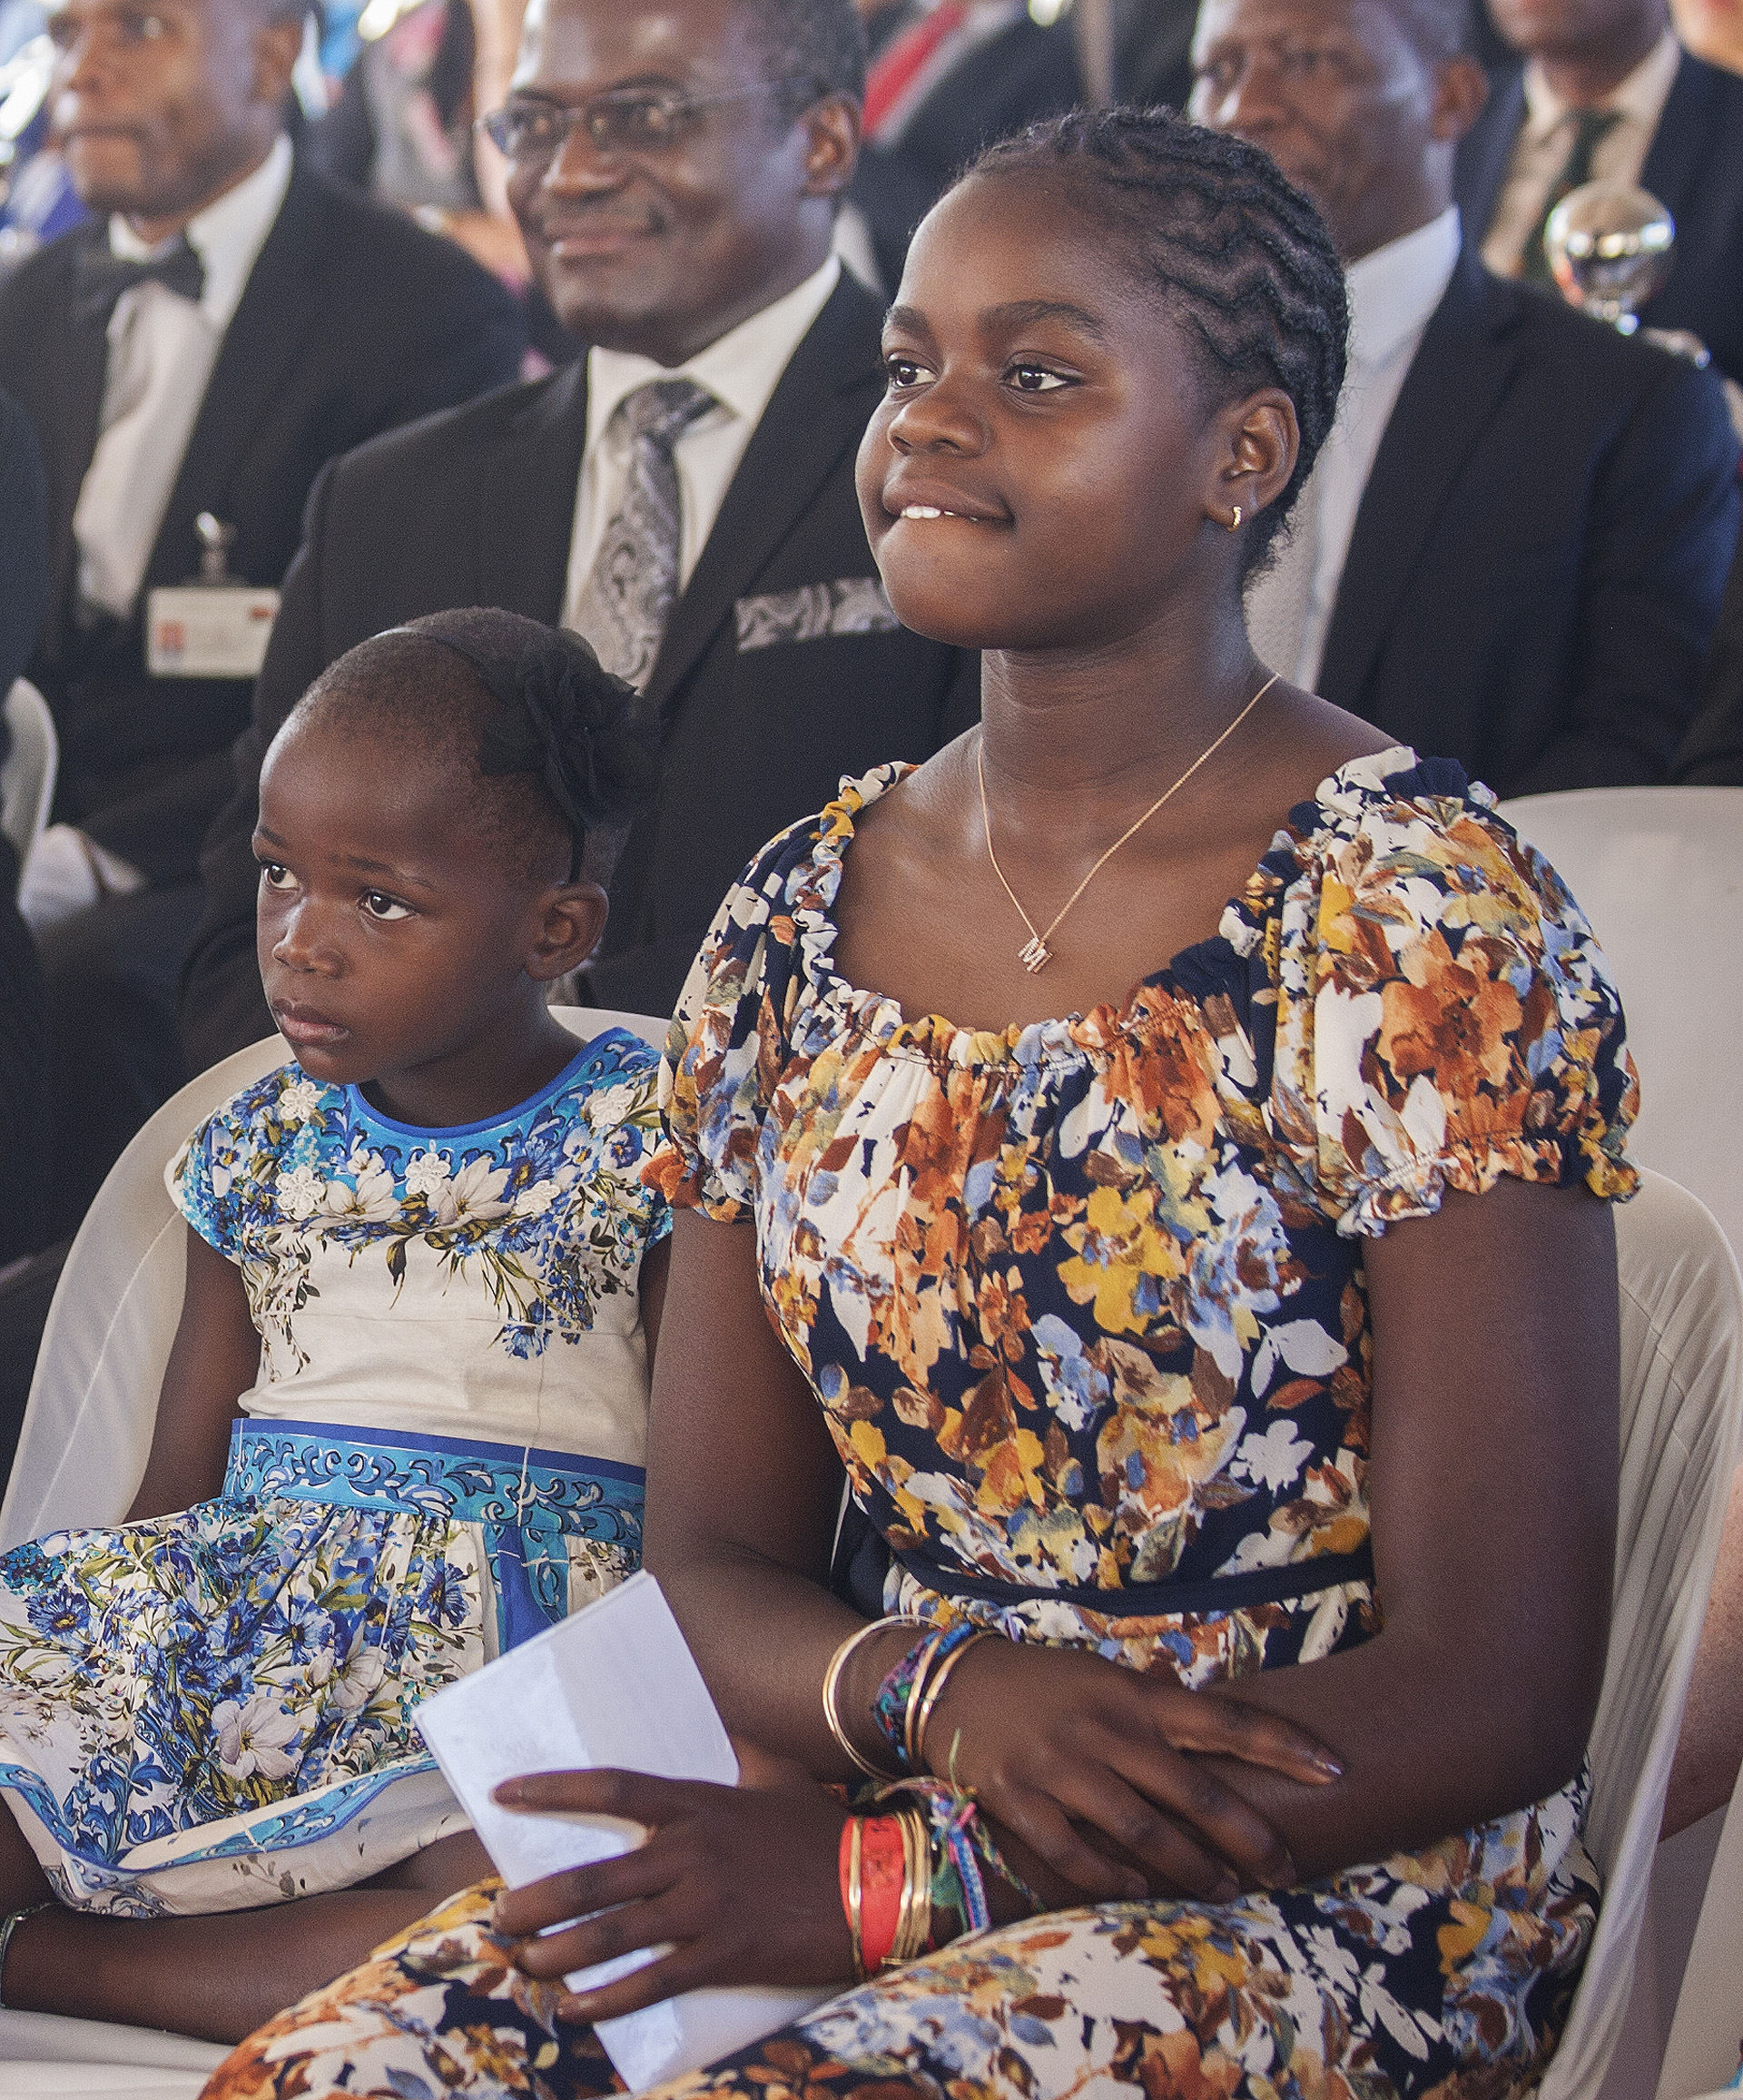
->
<box><xmin>0</xmin><ymin>0</ymin><xmax>526</xmax><ymax>1240</ymax></box>
<box><xmin>180</xmin><ymin>0</ymin><xmax>983</xmax><ymax>1069</ymax></box>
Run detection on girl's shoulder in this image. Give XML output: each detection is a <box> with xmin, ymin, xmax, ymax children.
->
<box><xmin>550</xmin><ymin>1025</ymin><xmax>667</xmax><ymax>1109</ymax></box>
<box><xmin>1236</xmin><ymin>749</ymin><xmax>1639</xmax><ymax>1230</ymax></box>
<box><xmin>1226</xmin><ymin>746</ymin><xmax>1588</xmax><ymax>961</ymax></box>
<box><xmin>165</xmin><ymin>1062</ymin><xmax>350</xmax><ymax>1250</ymax></box>
<box><xmin>173</xmin><ymin>1062</ymin><xmax>349</xmax><ymax>1175</ymax></box>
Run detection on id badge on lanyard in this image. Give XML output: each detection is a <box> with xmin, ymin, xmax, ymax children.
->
<box><xmin>146</xmin><ymin>512</ymin><xmax>280</xmax><ymax>678</ymax></box>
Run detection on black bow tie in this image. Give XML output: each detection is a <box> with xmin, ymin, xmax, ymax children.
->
<box><xmin>74</xmin><ymin>235</ymin><xmax>205</xmax><ymax>325</ymax></box>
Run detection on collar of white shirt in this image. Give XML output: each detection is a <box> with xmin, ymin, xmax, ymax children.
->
<box><xmin>583</xmin><ymin>252</ymin><xmax>842</xmax><ymax>463</ymax></box>
<box><xmin>1345</xmin><ymin>204</ymin><xmax>1462</xmax><ymax>373</ymax></box>
<box><xmin>1520</xmin><ymin>25</ymin><xmax>1682</xmax><ymax>143</ymax></box>
<box><xmin>107</xmin><ymin>131</ymin><xmax>293</xmax><ymax>332</ymax></box>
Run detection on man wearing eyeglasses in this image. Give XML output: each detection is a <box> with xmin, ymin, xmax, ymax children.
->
<box><xmin>181</xmin><ymin>0</ymin><xmax>984</xmax><ymax>1066</ymax></box>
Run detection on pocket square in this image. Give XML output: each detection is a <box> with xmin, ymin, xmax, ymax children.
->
<box><xmin>734</xmin><ymin>577</ymin><xmax>900</xmax><ymax>652</ymax></box>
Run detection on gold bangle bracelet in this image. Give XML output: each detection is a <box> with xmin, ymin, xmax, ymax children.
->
<box><xmin>846</xmin><ymin>1814</ymin><xmax>867</xmax><ymax>1982</ymax></box>
<box><xmin>822</xmin><ymin>1616</ymin><xmax>926</xmax><ymax>1780</ymax></box>
<box><xmin>911</xmin><ymin>1628</ymin><xmax>996</xmax><ymax>1774</ymax></box>
<box><xmin>901</xmin><ymin>1629</ymin><xmax>949</xmax><ymax>1773</ymax></box>
<box><xmin>891</xmin><ymin>1805</ymin><xmax>931</xmax><ymax>1965</ymax></box>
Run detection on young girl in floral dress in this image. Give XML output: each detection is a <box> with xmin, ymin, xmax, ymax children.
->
<box><xmin>0</xmin><ymin>608</ymin><xmax>671</xmax><ymax>2040</ymax></box>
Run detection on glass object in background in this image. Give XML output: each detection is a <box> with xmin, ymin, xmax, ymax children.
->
<box><xmin>1544</xmin><ymin>179</ymin><xmax>1677</xmax><ymax>335</ymax></box>
<box><xmin>1546</xmin><ymin>178</ymin><xmax>1743</xmax><ymax>438</ymax></box>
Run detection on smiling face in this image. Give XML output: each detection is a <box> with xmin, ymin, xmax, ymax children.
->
<box><xmin>856</xmin><ymin>171</ymin><xmax>1297</xmax><ymax>656</ymax></box>
<box><xmin>503</xmin><ymin>0</ymin><xmax>856</xmax><ymax>364</ymax></box>
<box><xmin>48</xmin><ymin>0</ymin><xmax>297</xmax><ymax>228</ymax></box>
<box><xmin>1188</xmin><ymin>0</ymin><xmax>1481</xmax><ymax>261</ymax></box>
<box><xmin>254</xmin><ymin>715</ymin><xmax>605</xmax><ymax>1117</ymax></box>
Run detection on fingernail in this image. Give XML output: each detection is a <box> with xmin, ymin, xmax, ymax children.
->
<box><xmin>1213</xmin><ymin>1872</ymin><xmax>1240</xmax><ymax>1903</ymax></box>
<box><xmin>1313</xmin><ymin>1755</ymin><xmax>1344</xmax><ymax>1781</ymax></box>
<box><xmin>1265</xmin><ymin>1855</ymin><xmax>1297</xmax><ymax>1891</ymax></box>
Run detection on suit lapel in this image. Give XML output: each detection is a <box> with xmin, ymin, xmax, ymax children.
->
<box><xmin>1640</xmin><ymin>53</ymin><xmax>1712</xmax><ymax>222</ymax></box>
<box><xmin>645</xmin><ymin>274</ymin><xmax>886</xmax><ymax>715</ymax></box>
<box><xmin>143</xmin><ymin>165</ymin><xmax>329</xmax><ymax>592</ymax></box>
<box><xmin>475</xmin><ymin>360</ymin><xmax>589</xmax><ymax>620</ymax></box>
<box><xmin>43</xmin><ymin>227</ymin><xmax>113</xmax><ymax>652</ymax></box>
<box><xmin>1317</xmin><ymin>252</ymin><xmax>1523</xmax><ymax>705</ymax></box>
<box><xmin>1454</xmin><ymin>66</ymin><xmax>1526</xmax><ymax>246</ymax></box>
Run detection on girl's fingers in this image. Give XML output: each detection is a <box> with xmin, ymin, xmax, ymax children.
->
<box><xmin>492</xmin><ymin>1768</ymin><xmax>704</xmax><ymax>1822</ymax></box>
<box><xmin>983</xmin><ymin>1783</ymin><xmax>1149</xmax><ymax>1901</ymax></box>
<box><xmin>1042</xmin><ymin>1760</ymin><xmax>1256</xmax><ymax>1900</ymax></box>
<box><xmin>555</xmin><ymin>1943</ymin><xmax>743</xmax><ymax>2026</ymax></box>
<box><xmin>492</xmin><ymin>1841</ymin><xmax>675</xmax><ymax>1941</ymax></box>
<box><xmin>1147</xmin><ymin>1692</ymin><xmax>1344</xmax><ymax>1785</ymax></box>
<box><xmin>1092</xmin><ymin>1736</ymin><xmax>1297</xmax><ymax>1890</ymax></box>
<box><xmin>509</xmin><ymin>1890</ymin><xmax>691</xmax><ymax>1982</ymax></box>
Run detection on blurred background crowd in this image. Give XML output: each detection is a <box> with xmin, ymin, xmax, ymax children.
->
<box><xmin>0</xmin><ymin>0</ymin><xmax>1738</xmax><ymax>1477</ymax></box>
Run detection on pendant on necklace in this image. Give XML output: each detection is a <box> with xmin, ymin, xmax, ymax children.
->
<box><xmin>1019</xmin><ymin>934</ymin><xmax>1052</xmax><ymax>973</ymax></box>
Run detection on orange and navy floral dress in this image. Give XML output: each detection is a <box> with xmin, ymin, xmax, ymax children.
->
<box><xmin>202</xmin><ymin>749</ymin><xmax>1637</xmax><ymax>2100</ymax></box>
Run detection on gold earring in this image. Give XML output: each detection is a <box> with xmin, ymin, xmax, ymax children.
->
<box><xmin>1226</xmin><ymin>506</ymin><xmax>1243</xmax><ymax>532</ymax></box>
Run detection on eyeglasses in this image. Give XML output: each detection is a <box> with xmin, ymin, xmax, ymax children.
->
<box><xmin>478</xmin><ymin>83</ymin><xmax>811</xmax><ymax>163</ymax></box>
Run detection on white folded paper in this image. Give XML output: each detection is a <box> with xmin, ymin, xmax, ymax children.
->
<box><xmin>415</xmin><ymin>1571</ymin><xmax>834</xmax><ymax>2089</ymax></box>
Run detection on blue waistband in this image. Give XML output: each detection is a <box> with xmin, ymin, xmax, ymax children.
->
<box><xmin>225</xmin><ymin>1420</ymin><xmax>645</xmax><ymax>1650</ymax></box>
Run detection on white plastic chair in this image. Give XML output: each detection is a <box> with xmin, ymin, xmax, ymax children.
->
<box><xmin>0</xmin><ymin>1007</ymin><xmax>665</xmax><ymax>2089</ymax></box>
<box><xmin>1659</xmin><ymin>1716</ymin><xmax>1743</xmax><ymax>2099</ymax></box>
<box><xmin>0</xmin><ymin>681</ymin><xmax>55</xmax><ymax>866</ymax></box>
<box><xmin>1497</xmin><ymin>788</ymin><xmax>1743</xmax><ymax>1265</ymax></box>
<box><xmin>1540</xmin><ymin>1168</ymin><xmax>1743</xmax><ymax>2100</ymax></box>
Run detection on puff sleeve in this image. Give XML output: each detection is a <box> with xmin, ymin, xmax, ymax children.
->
<box><xmin>164</xmin><ymin>1066</ymin><xmax>314</xmax><ymax>1257</ymax></box>
<box><xmin>1262</xmin><ymin>757</ymin><xmax>1639</xmax><ymax>1237</ymax></box>
<box><xmin>645</xmin><ymin>805</ymin><xmax>837</xmax><ymax>1223</ymax></box>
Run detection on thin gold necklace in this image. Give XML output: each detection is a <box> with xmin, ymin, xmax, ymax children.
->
<box><xmin>976</xmin><ymin>671</ymin><xmax>1280</xmax><ymax>974</ymax></box>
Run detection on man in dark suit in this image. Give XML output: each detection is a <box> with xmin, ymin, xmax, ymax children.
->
<box><xmin>847</xmin><ymin>1</ymin><xmax>1082</xmax><ymax>291</ymax></box>
<box><xmin>1454</xmin><ymin>0</ymin><xmax>1743</xmax><ymax>383</ymax></box>
<box><xmin>183</xmin><ymin>0</ymin><xmax>981</xmax><ymax>1067</ymax></box>
<box><xmin>1191</xmin><ymin>0</ymin><xmax>1738</xmax><ymax>794</ymax></box>
<box><xmin>0</xmin><ymin>0</ymin><xmax>524</xmax><ymax>1236</ymax></box>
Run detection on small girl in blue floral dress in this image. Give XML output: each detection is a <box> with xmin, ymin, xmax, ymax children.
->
<box><xmin>0</xmin><ymin>609</ymin><xmax>671</xmax><ymax>2032</ymax></box>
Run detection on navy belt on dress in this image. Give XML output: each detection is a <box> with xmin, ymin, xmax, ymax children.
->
<box><xmin>893</xmin><ymin>1539</ymin><xmax>1375</xmax><ymax>1621</ymax></box>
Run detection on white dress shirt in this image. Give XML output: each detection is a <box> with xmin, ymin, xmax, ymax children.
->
<box><xmin>72</xmin><ymin>132</ymin><xmax>292</xmax><ymax>621</ymax></box>
<box><xmin>1246</xmin><ymin>206</ymin><xmax>1462</xmax><ymax>693</ymax></box>
<box><xmin>560</xmin><ymin>253</ymin><xmax>842</xmax><ymax>628</ymax></box>
<box><xmin>1480</xmin><ymin>28</ymin><xmax>1681</xmax><ymax>279</ymax></box>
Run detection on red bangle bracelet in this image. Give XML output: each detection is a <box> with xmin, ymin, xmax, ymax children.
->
<box><xmin>857</xmin><ymin>1814</ymin><xmax>908</xmax><ymax>1973</ymax></box>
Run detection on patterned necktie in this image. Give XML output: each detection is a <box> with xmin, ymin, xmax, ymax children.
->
<box><xmin>73</xmin><ymin>233</ymin><xmax>204</xmax><ymax>324</ymax></box>
<box><xmin>1521</xmin><ymin>107</ymin><xmax>1623</xmax><ymax>286</ymax></box>
<box><xmin>570</xmin><ymin>378</ymin><xmax>716</xmax><ymax>689</ymax></box>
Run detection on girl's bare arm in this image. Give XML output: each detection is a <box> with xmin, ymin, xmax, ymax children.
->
<box><xmin>125</xmin><ymin>1227</ymin><xmax>260</xmax><ymax>1521</ymax></box>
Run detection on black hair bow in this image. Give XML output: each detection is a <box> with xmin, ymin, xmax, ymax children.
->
<box><xmin>418</xmin><ymin>625</ymin><xmax>661</xmax><ymax>880</ymax></box>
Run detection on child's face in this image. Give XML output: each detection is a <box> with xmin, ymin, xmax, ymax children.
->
<box><xmin>254</xmin><ymin>718</ymin><xmax>604</xmax><ymax>1097</ymax></box>
<box><xmin>854</xmin><ymin>172</ymin><xmax>1296</xmax><ymax>655</ymax></box>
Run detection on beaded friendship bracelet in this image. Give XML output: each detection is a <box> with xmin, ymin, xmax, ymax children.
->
<box><xmin>822</xmin><ymin>1614</ymin><xmax>928</xmax><ymax>1779</ymax></box>
<box><xmin>871</xmin><ymin>1619</ymin><xmax>993</xmax><ymax>1773</ymax></box>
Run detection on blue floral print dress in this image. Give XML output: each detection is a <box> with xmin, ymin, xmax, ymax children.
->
<box><xmin>0</xmin><ymin>1030</ymin><xmax>668</xmax><ymax>1917</ymax></box>
<box><xmin>200</xmin><ymin>750</ymin><xmax>1637</xmax><ymax>2100</ymax></box>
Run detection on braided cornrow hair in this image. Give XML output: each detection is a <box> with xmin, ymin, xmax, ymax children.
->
<box><xmin>964</xmin><ymin>107</ymin><xmax>1349</xmax><ymax>577</ymax></box>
